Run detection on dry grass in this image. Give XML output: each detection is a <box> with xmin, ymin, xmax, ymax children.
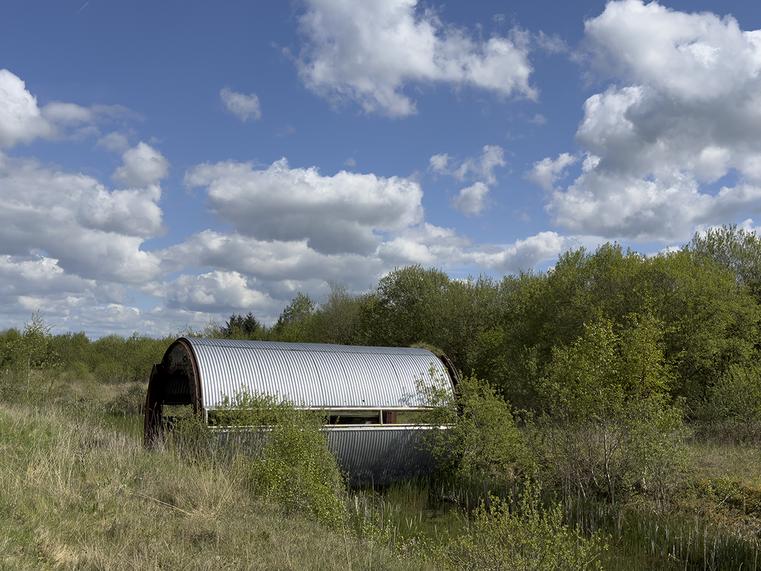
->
<box><xmin>691</xmin><ymin>439</ymin><xmax>761</xmax><ymax>487</ymax></box>
<box><xmin>0</xmin><ymin>404</ymin><xmax>426</xmax><ymax>570</ymax></box>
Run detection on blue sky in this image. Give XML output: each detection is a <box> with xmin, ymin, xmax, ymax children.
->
<box><xmin>2</xmin><ymin>0</ymin><xmax>761</xmax><ymax>336</ymax></box>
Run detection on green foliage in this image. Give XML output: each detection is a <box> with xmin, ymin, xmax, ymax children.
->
<box><xmin>248</xmin><ymin>406</ymin><xmax>348</xmax><ymax>528</ymax></box>
<box><xmin>0</xmin><ymin>314</ymin><xmax>61</xmax><ymax>401</ymax></box>
<box><xmin>359</xmin><ymin>266</ymin><xmax>454</xmax><ymax>348</ymax></box>
<box><xmin>540</xmin><ymin>314</ymin><xmax>673</xmax><ymax>421</ymax></box>
<box><xmin>422</xmin><ymin>375</ymin><xmax>531</xmax><ymax>487</ymax></box>
<box><xmin>700</xmin><ymin>362</ymin><xmax>761</xmax><ymax>441</ymax></box>
<box><xmin>537</xmin><ymin>317</ymin><xmax>689</xmax><ymax>503</ymax></box>
<box><xmin>212</xmin><ymin>390</ymin><xmax>347</xmax><ymax>528</ymax></box>
<box><xmin>213</xmin><ymin>390</ymin><xmax>295</xmax><ymax>426</ymax></box>
<box><xmin>304</xmin><ymin>285</ymin><xmax>364</xmax><ymax>344</ymax></box>
<box><xmin>221</xmin><ymin>312</ymin><xmax>262</xmax><ymax>338</ymax></box>
<box><xmin>689</xmin><ymin>224</ymin><xmax>761</xmax><ymax>301</ymax></box>
<box><xmin>704</xmin><ymin>362</ymin><xmax>761</xmax><ymax>423</ymax></box>
<box><xmin>440</xmin><ymin>480</ymin><xmax>607</xmax><ymax>570</ymax></box>
<box><xmin>272</xmin><ymin>292</ymin><xmax>316</xmax><ymax>341</ymax></box>
<box><xmin>104</xmin><ymin>383</ymin><xmax>147</xmax><ymax>416</ymax></box>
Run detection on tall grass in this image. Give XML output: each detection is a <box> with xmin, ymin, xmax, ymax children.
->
<box><xmin>563</xmin><ymin>496</ymin><xmax>761</xmax><ymax>570</ymax></box>
<box><xmin>0</xmin><ymin>404</ymin><xmax>424</xmax><ymax>570</ymax></box>
<box><xmin>4</xmin><ymin>325</ymin><xmax>761</xmax><ymax>569</ymax></box>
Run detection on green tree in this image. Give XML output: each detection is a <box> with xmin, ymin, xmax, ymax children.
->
<box><xmin>537</xmin><ymin>316</ymin><xmax>687</xmax><ymax>503</ymax></box>
<box><xmin>306</xmin><ymin>285</ymin><xmax>364</xmax><ymax>344</ymax></box>
<box><xmin>423</xmin><ymin>375</ymin><xmax>531</xmax><ymax>488</ymax></box>
<box><xmin>359</xmin><ymin>266</ymin><xmax>452</xmax><ymax>347</ymax></box>
<box><xmin>272</xmin><ymin>293</ymin><xmax>316</xmax><ymax>341</ymax></box>
<box><xmin>222</xmin><ymin>312</ymin><xmax>262</xmax><ymax>338</ymax></box>
<box><xmin>689</xmin><ymin>224</ymin><xmax>761</xmax><ymax>301</ymax></box>
<box><xmin>701</xmin><ymin>362</ymin><xmax>761</xmax><ymax>441</ymax></box>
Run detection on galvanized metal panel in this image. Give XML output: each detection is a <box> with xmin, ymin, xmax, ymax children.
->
<box><xmin>324</xmin><ymin>426</ymin><xmax>436</xmax><ymax>485</ymax></box>
<box><xmin>211</xmin><ymin>425</ymin><xmax>437</xmax><ymax>485</ymax></box>
<box><xmin>183</xmin><ymin>337</ymin><xmax>454</xmax><ymax>411</ymax></box>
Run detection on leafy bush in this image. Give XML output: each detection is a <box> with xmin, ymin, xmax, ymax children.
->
<box><xmin>439</xmin><ymin>480</ymin><xmax>607</xmax><ymax>570</ymax></box>
<box><xmin>700</xmin><ymin>362</ymin><xmax>761</xmax><ymax>442</ymax></box>
<box><xmin>422</xmin><ymin>374</ymin><xmax>532</xmax><ymax>488</ymax></box>
<box><xmin>214</xmin><ymin>390</ymin><xmax>348</xmax><ymax>528</ymax></box>
<box><xmin>248</xmin><ymin>406</ymin><xmax>347</xmax><ymax>528</ymax></box>
<box><xmin>537</xmin><ymin>316</ymin><xmax>689</xmax><ymax>503</ymax></box>
<box><xmin>105</xmin><ymin>384</ymin><xmax>147</xmax><ymax>416</ymax></box>
<box><xmin>0</xmin><ymin>314</ymin><xmax>60</xmax><ymax>402</ymax></box>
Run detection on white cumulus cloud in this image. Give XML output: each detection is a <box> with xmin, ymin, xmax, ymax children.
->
<box><xmin>0</xmin><ymin>153</ymin><xmax>162</xmax><ymax>283</ymax></box>
<box><xmin>431</xmin><ymin>145</ymin><xmax>506</xmax><ymax>216</ymax></box>
<box><xmin>527</xmin><ymin>153</ymin><xmax>577</xmax><ymax>191</ymax></box>
<box><xmin>185</xmin><ymin>158</ymin><xmax>423</xmax><ymax>255</ymax></box>
<box><xmin>167</xmin><ymin>271</ymin><xmax>277</xmax><ymax>313</ymax></box>
<box><xmin>0</xmin><ymin>69</ymin><xmax>53</xmax><ymax>148</ymax></box>
<box><xmin>548</xmin><ymin>0</ymin><xmax>761</xmax><ymax>242</ymax></box>
<box><xmin>452</xmin><ymin>182</ymin><xmax>489</xmax><ymax>216</ymax></box>
<box><xmin>220</xmin><ymin>87</ymin><xmax>262</xmax><ymax>122</ymax></box>
<box><xmin>113</xmin><ymin>142</ymin><xmax>169</xmax><ymax>187</ymax></box>
<box><xmin>296</xmin><ymin>0</ymin><xmax>535</xmax><ymax>116</ymax></box>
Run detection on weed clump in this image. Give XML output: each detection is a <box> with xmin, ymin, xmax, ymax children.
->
<box><xmin>215</xmin><ymin>390</ymin><xmax>348</xmax><ymax>528</ymax></box>
<box><xmin>440</xmin><ymin>480</ymin><xmax>607</xmax><ymax>571</ymax></box>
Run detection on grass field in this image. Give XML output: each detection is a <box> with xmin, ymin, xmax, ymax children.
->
<box><xmin>0</xmin><ymin>403</ymin><xmax>425</xmax><ymax>570</ymax></box>
<box><xmin>4</xmin><ymin>374</ymin><xmax>761</xmax><ymax>569</ymax></box>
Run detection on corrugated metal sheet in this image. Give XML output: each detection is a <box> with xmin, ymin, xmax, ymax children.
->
<box><xmin>183</xmin><ymin>337</ymin><xmax>453</xmax><ymax>411</ymax></box>
<box><xmin>212</xmin><ymin>426</ymin><xmax>437</xmax><ymax>485</ymax></box>
<box><xmin>324</xmin><ymin>426</ymin><xmax>436</xmax><ymax>485</ymax></box>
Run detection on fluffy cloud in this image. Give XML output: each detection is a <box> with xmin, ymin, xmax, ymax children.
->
<box><xmin>431</xmin><ymin>145</ymin><xmax>506</xmax><ymax>215</ymax></box>
<box><xmin>0</xmin><ymin>252</ymin><xmax>224</xmax><ymax>337</ymax></box>
<box><xmin>97</xmin><ymin>131</ymin><xmax>130</xmax><ymax>153</ymax></box>
<box><xmin>452</xmin><ymin>145</ymin><xmax>506</xmax><ymax>185</ymax></box>
<box><xmin>0</xmin><ymin>69</ymin><xmax>133</xmax><ymax>149</ymax></box>
<box><xmin>113</xmin><ymin>142</ymin><xmax>169</xmax><ymax>187</ymax></box>
<box><xmin>162</xmin><ymin>222</ymin><xmax>567</xmax><ymax>305</ymax></box>
<box><xmin>185</xmin><ymin>158</ymin><xmax>423</xmax><ymax>255</ymax></box>
<box><xmin>583</xmin><ymin>0</ymin><xmax>761</xmax><ymax>103</ymax></box>
<box><xmin>166</xmin><ymin>271</ymin><xmax>277</xmax><ymax>313</ymax></box>
<box><xmin>220</xmin><ymin>87</ymin><xmax>262</xmax><ymax>121</ymax></box>
<box><xmin>377</xmin><ymin>225</ymin><xmax>565</xmax><ymax>273</ymax></box>
<box><xmin>161</xmin><ymin>230</ymin><xmax>384</xmax><ymax>292</ymax></box>
<box><xmin>0</xmin><ymin>153</ymin><xmax>162</xmax><ymax>283</ymax></box>
<box><xmin>547</xmin><ymin>1</ymin><xmax>761</xmax><ymax>241</ymax></box>
<box><xmin>527</xmin><ymin>153</ymin><xmax>576</xmax><ymax>192</ymax></box>
<box><xmin>0</xmin><ymin>69</ymin><xmax>53</xmax><ymax>147</ymax></box>
<box><xmin>0</xmin><ymin>256</ymin><xmax>97</xmax><ymax>299</ymax></box>
<box><xmin>468</xmin><ymin>231</ymin><xmax>566</xmax><ymax>273</ymax></box>
<box><xmin>296</xmin><ymin>0</ymin><xmax>535</xmax><ymax>116</ymax></box>
<box><xmin>452</xmin><ymin>182</ymin><xmax>489</xmax><ymax>216</ymax></box>
<box><xmin>431</xmin><ymin>145</ymin><xmax>506</xmax><ymax>185</ymax></box>
<box><xmin>429</xmin><ymin>153</ymin><xmax>449</xmax><ymax>173</ymax></box>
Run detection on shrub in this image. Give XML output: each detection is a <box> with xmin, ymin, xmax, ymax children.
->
<box><xmin>537</xmin><ymin>316</ymin><xmax>689</xmax><ymax>504</ymax></box>
<box><xmin>422</xmin><ymin>374</ymin><xmax>531</xmax><ymax>489</ymax></box>
<box><xmin>536</xmin><ymin>395</ymin><xmax>688</xmax><ymax>505</ymax></box>
<box><xmin>440</xmin><ymin>479</ymin><xmax>607</xmax><ymax>570</ymax></box>
<box><xmin>214</xmin><ymin>390</ymin><xmax>348</xmax><ymax>528</ymax></box>
<box><xmin>105</xmin><ymin>384</ymin><xmax>147</xmax><ymax>416</ymax></box>
<box><xmin>700</xmin><ymin>362</ymin><xmax>761</xmax><ymax>442</ymax></box>
<box><xmin>249</xmin><ymin>406</ymin><xmax>347</xmax><ymax>528</ymax></box>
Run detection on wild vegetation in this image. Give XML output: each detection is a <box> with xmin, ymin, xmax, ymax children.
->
<box><xmin>2</xmin><ymin>225</ymin><xmax>761</xmax><ymax>569</ymax></box>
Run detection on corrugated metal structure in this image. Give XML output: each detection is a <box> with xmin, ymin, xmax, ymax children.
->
<box><xmin>144</xmin><ymin>337</ymin><xmax>457</xmax><ymax>484</ymax></box>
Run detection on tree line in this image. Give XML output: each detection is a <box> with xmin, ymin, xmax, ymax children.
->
<box><xmin>216</xmin><ymin>225</ymin><xmax>761</xmax><ymax>431</ymax></box>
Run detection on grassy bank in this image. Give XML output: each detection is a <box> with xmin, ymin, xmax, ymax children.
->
<box><xmin>4</xmin><ymin>401</ymin><xmax>761</xmax><ymax>568</ymax></box>
<box><xmin>0</xmin><ymin>403</ymin><xmax>423</xmax><ymax>570</ymax></box>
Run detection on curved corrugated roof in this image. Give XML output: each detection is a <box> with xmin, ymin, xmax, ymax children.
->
<box><xmin>182</xmin><ymin>337</ymin><xmax>453</xmax><ymax>410</ymax></box>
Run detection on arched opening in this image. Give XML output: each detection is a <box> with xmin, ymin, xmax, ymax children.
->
<box><xmin>143</xmin><ymin>339</ymin><xmax>201</xmax><ymax>447</ymax></box>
